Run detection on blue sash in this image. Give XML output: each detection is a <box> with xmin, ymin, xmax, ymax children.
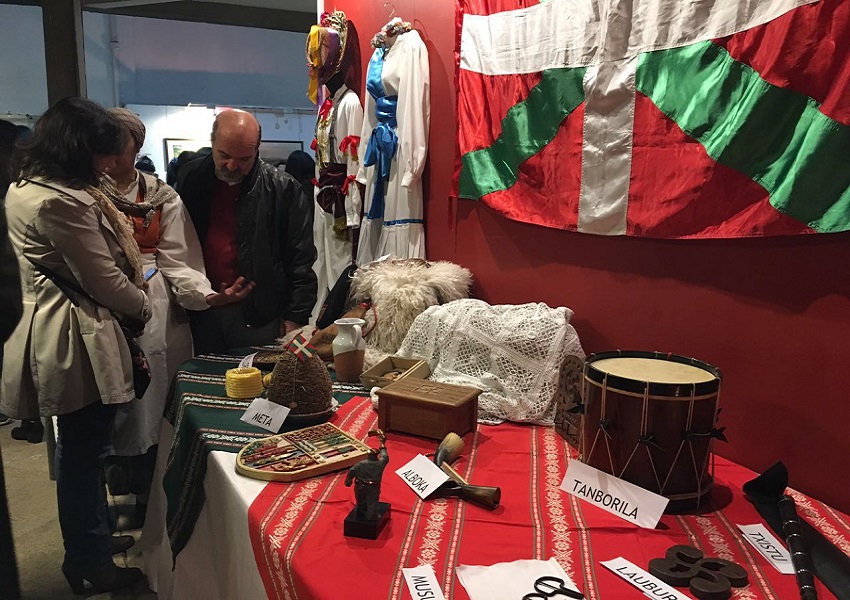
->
<box><xmin>364</xmin><ymin>48</ymin><xmax>398</xmax><ymax>220</ymax></box>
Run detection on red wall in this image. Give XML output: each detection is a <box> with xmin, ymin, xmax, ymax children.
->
<box><xmin>334</xmin><ymin>0</ymin><xmax>850</xmax><ymax>512</ymax></box>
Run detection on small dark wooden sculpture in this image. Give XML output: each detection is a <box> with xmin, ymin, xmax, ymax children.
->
<box><xmin>344</xmin><ymin>429</ymin><xmax>390</xmax><ymax>539</ymax></box>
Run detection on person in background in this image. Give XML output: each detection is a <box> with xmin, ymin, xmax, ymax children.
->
<box><xmin>0</xmin><ymin>119</ymin><xmax>19</xmax><ymax>428</ymax></box>
<box><xmin>175</xmin><ymin>109</ymin><xmax>317</xmax><ymax>353</ymax></box>
<box><xmin>0</xmin><ymin>123</ymin><xmax>24</xmax><ymax>600</ymax></box>
<box><xmin>166</xmin><ymin>148</ymin><xmax>210</xmax><ymax>187</ymax></box>
<box><xmin>284</xmin><ymin>149</ymin><xmax>316</xmax><ymax>193</ymax></box>
<box><xmin>134</xmin><ymin>155</ymin><xmax>156</xmax><ymax>176</ymax></box>
<box><xmin>102</xmin><ymin>108</ymin><xmax>253</xmax><ymax>523</ymax></box>
<box><xmin>166</xmin><ymin>150</ymin><xmax>198</xmax><ymax>186</ymax></box>
<box><xmin>1</xmin><ymin>97</ymin><xmax>148</xmax><ymax>594</ymax></box>
<box><xmin>0</xmin><ymin>121</ymin><xmax>42</xmax><ymax>441</ymax></box>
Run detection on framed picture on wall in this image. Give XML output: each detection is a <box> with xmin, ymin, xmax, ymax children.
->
<box><xmin>162</xmin><ymin>138</ymin><xmax>210</xmax><ymax>172</ymax></box>
<box><xmin>258</xmin><ymin>140</ymin><xmax>303</xmax><ymax>167</ymax></box>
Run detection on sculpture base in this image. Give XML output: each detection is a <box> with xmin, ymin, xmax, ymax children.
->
<box><xmin>344</xmin><ymin>502</ymin><xmax>391</xmax><ymax>540</ymax></box>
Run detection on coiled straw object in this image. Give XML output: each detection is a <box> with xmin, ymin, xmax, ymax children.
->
<box><xmin>225</xmin><ymin>367</ymin><xmax>264</xmax><ymax>399</ymax></box>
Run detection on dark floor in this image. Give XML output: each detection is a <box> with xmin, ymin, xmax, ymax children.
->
<box><xmin>1</xmin><ymin>420</ymin><xmax>157</xmax><ymax>600</ymax></box>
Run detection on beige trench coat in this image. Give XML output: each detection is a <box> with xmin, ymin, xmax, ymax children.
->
<box><xmin>1</xmin><ymin>178</ymin><xmax>151</xmax><ymax>418</ymax></box>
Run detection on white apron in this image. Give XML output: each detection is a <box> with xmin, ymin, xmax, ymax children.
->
<box><xmin>112</xmin><ymin>253</ymin><xmax>194</xmax><ymax>455</ymax></box>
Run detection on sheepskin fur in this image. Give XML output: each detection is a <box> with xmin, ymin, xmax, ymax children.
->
<box><xmin>351</xmin><ymin>259</ymin><xmax>472</xmax><ymax>357</ymax></box>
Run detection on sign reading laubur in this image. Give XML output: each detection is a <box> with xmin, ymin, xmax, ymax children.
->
<box><xmin>560</xmin><ymin>459</ymin><xmax>669</xmax><ymax>529</ymax></box>
<box><xmin>602</xmin><ymin>557</ymin><xmax>691</xmax><ymax>600</ymax></box>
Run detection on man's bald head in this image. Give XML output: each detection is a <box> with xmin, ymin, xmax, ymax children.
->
<box><xmin>211</xmin><ymin>109</ymin><xmax>262</xmax><ymax>185</ymax></box>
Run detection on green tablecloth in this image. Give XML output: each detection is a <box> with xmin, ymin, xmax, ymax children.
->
<box><xmin>162</xmin><ymin>349</ymin><xmax>369</xmax><ymax>558</ymax></box>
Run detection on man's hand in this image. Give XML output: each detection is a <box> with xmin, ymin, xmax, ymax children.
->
<box><xmin>279</xmin><ymin>319</ymin><xmax>301</xmax><ymax>337</ymax></box>
<box><xmin>205</xmin><ymin>276</ymin><xmax>255</xmax><ymax>307</ymax></box>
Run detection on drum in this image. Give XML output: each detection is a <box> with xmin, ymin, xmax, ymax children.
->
<box><xmin>580</xmin><ymin>351</ymin><xmax>722</xmax><ymax>511</ymax></box>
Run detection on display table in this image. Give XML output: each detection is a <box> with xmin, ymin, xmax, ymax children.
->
<box><xmin>143</xmin><ymin>353</ymin><xmax>850</xmax><ymax>600</ymax></box>
<box><xmin>140</xmin><ymin>350</ymin><xmax>370</xmax><ymax>600</ymax></box>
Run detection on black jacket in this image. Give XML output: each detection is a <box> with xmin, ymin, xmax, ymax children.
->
<box><xmin>175</xmin><ymin>154</ymin><xmax>317</xmax><ymax>327</ymax></box>
<box><xmin>0</xmin><ymin>206</ymin><xmax>22</xmax><ymax>343</ymax></box>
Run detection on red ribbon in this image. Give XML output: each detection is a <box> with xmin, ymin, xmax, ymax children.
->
<box><xmin>341</xmin><ymin>174</ymin><xmax>357</xmax><ymax>195</ymax></box>
<box><xmin>339</xmin><ymin>135</ymin><xmax>361</xmax><ymax>161</ymax></box>
<box><xmin>318</xmin><ymin>98</ymin><xmax>333</xmax><ymax>120</ymax></box>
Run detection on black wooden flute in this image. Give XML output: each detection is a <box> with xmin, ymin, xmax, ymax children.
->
<box><xmin>779</xmin><ymin>494</ymin><xmax>818</xmax><ymax>600</ymax></box>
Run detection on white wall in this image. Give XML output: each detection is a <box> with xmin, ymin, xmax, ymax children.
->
<box><xmin>111</xmin><ymin>15</ymin><xmax>314</xmax><ymax>109</ymax></box>
<box><xmin>1</xmin><ymin>6</ymin><xmax>317</xmax><ymax>121</ymax></box>
<box><xmin>84</xmin><ymin>12</ymin><xmax>120</xmax><ymax>109</ymax></box>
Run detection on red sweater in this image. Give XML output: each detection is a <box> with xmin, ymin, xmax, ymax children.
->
<box><xmin>202</xmin><ymin>179</ymin><xmax>240</xmax><ymax>289</ymax></box>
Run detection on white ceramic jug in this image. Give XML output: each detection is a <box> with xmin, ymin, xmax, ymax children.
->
<box><xmin>332</xmin><ymin>318</ymin><xmax>366</xmax><ymax>382</ymax></box>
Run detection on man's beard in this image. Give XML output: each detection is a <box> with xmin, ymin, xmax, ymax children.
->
<box><xmin>215</xmin><ymin>166</ymin><xmax>244</xmax><ymax>185</ymax></box>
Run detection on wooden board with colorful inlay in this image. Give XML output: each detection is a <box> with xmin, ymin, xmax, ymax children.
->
<box><xmin>235</xmin><ymin>422</ymin><xmax>371</xmax><ymax>482</ymax></box>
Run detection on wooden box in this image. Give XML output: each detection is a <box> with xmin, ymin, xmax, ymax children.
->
<box><xmin>376</xmin><ymin>378</ymin><xmax>481</xmax><ymax>440</ymax></box>
<box><xmin>553</xmin><ymin>354</ymin><xmax>585</xmax><ymax>450</ymax></box>
<box><xmin>360</xmin><ymin>356</ymin><xmax>431</xmax><ymax>388</ymax></box>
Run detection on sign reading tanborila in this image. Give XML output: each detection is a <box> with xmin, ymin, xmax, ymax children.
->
<box><xmin>560</xmin><ymin>460</ymin><xmax>669</xmax><ymax>528</ymax></box>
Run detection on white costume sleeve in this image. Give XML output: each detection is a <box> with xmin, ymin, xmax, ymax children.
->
<box><xmin>357</xmin><ymin>60</ymin><xmax>379</xmax><ymax>185</ymax></box>
<box><xmin>156</xmin><ymin>190</ymin><xmax>215</xmax><ymax>311</ymax></box>
<box><xmin>395</xmin><ymin>31</ymin><xmax>430</xmax><ymax>189</ymax></box>
<box><xmin>336</xmin><ymin>91</ymin><xmax>365</xmax><ymax>227</ymax></box>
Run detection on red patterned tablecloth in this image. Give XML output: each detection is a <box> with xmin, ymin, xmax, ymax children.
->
<box><xmin>248</xmin><ymin>397</ymin><xmax>850</xmax><ymax>600</ymax></box>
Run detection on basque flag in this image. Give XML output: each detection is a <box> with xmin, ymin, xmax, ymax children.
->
<box><xmin>455</xmin><ymin>0</ymin><xmax>850</xmax><ymax>238</ymax></box>
<box><xmin>286</xmin><ymin>333</ymin><xmax>316</xmax><ymax>361</ymax></box>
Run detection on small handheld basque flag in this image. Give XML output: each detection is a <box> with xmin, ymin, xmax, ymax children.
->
<box><xmin>286</xmin><ymin>333</ymin><xmax>316</xmax><ymax>362</ymax></box>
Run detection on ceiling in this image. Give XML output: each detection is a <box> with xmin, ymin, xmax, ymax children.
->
<box><xmin>78</xmin><ymin>0</ymin><xmax>317</xmax><ymax>32</ymax></box>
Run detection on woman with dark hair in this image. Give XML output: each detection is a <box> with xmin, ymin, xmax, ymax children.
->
<box><xmin>1</xmin><ymin>97</ymin><xmax>149</xmax><ymax>594</ymax></box>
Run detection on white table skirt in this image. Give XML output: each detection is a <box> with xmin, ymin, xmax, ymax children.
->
<box><xmin>140</xmin><ymin>420</ymin><xmax>268</xmax><ymax>600</ymax></box>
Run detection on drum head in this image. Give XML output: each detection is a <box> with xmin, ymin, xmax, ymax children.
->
<box><xmin>585</xmin><ymin>351</ymin><xmax>720</xmax><ymax>397</ymax></box>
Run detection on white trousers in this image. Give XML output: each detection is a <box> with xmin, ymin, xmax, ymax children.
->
<box><xmin>311</xmin><ymin>202</ymin><xmax>353</xmax><ymax>324</ymax></box>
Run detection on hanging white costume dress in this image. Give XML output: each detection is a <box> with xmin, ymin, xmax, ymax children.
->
<box><xmin>356</xmin><ymin>28</ymin><xmax>430</xmax><ymax>264</ymax></box>
<box><xmin>311</xmin><ymin>83</ymin><xmax>363</xmax><ymax>321</ymax></box>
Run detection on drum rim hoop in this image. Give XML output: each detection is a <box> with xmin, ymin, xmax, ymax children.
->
<box><xmin>584</xmin><ymin>350</ymin><xmax>721</xmax><ymax>397</ymax></box>
<box><xmin>583</xmin><ymin>377</ymin><xmax>719</xmax><ymax>400</ymax></box>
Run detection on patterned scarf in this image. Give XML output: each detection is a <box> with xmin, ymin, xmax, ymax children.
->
<box><xmin>84</xmin><ymin>178</ymin><xmax>146</xmax><ymax>290</ymax></box>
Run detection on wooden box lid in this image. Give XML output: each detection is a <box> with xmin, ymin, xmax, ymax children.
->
<box><xmin>360</xmin><ymin>356</ymin><xmax>431</xmax><ymax>388</ymax></box>
<box><xmin>377</xmin><ymin>378</ymin><xmax>482</xmax><ymax>407</ymax></box>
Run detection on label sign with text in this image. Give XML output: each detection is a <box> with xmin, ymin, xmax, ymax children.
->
<box><xmin>602</xmin><ymin>557</ymin><xmax>691</xmax><ymax>600</ymax></box>
<box><xmin>560</xmin><ymin>460</ymin><xmax>669</xmax><ymax>529</ymax></box>
<box><xmin>738</xmin><ymin>524</ymin><xmax>794</xmax><ymax>574</ymax></box>
<box><xmin>240</xmin><ymin>398</ymin><xmax>290</xmax><ymax>433</ymax></box>
<box><xmin>395</xmin><ymin>454</ymin><xmax>449</xmax><ymax>499</ymax></box>
<box><xmin>239</xmin><ymin>352</ymin><xmax>257</xmax><ymax>368</ymax></box>
<box><xmin>402</xmin><ymin>565</ymin><xmax>446</xmax><ymax>600</ymax></box>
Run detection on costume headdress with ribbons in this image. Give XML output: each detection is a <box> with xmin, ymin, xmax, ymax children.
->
<box><xmin>306</xmin><ymin>11</ymin><xmax>361</xmax><ymax>105</ymax></box>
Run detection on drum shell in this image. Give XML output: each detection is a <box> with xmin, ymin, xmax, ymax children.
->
<box><xmin>580</xmin><ymin>352</ymin><xmax>720</xmax><ymax>509</ymax></box>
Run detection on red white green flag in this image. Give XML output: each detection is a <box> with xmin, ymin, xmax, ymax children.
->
<box><xmin>455</xmin><ymin>0</ymin><xmax>850</xmax><ymax>237</ymax></box>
